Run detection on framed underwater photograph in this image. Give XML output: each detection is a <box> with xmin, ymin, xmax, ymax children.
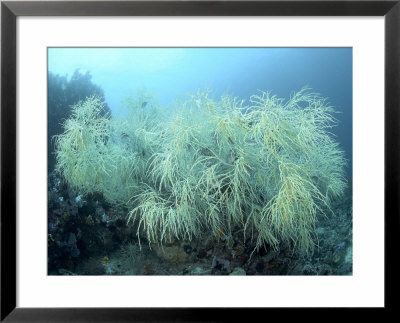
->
<box><xmin>1</xmin><ymin>0</ymin><xmax>399</xmax><ymax>321</ymax></box>
<box><xmin>46</xmin><ymin>46</ymin><xmax>353</xmax><ymax>277</ymax></box>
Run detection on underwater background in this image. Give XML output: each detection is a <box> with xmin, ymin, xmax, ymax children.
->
<box><xmin>48</xmin><ymin>48</ymin><xmax>352</xmax><ymax>275</ymax></box>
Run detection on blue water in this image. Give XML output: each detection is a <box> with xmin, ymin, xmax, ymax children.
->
<box><xmin>48</xmin><ymin>47</ymin><xmax>352</xmax><ymax>176</ymax></box>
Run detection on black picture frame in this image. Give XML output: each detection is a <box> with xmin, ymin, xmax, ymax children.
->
<box><xmin>1</xmin><ymin>0</ymin><xmax>399</xmax><ymax>321</ymax></box>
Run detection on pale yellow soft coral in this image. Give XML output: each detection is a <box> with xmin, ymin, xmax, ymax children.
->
<box><xmin>54</xmin><ymin>96</ymin><xmax>113</xmax><ymax>193</ymax></box>
<box><xmin>55</xmin><ymin>88</ymin><xmax>347</xmax><ymax>254</ymax></box>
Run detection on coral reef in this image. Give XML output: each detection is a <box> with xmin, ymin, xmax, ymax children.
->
<box><xmin>48</xmin><ymin>170</ymin><xmax>352</xmax><ymax>275</ymax></box>
<box><xmin>54</xmin><ymin>88</ymin><xmax>347</xmax><ymax>256</ymax></box>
